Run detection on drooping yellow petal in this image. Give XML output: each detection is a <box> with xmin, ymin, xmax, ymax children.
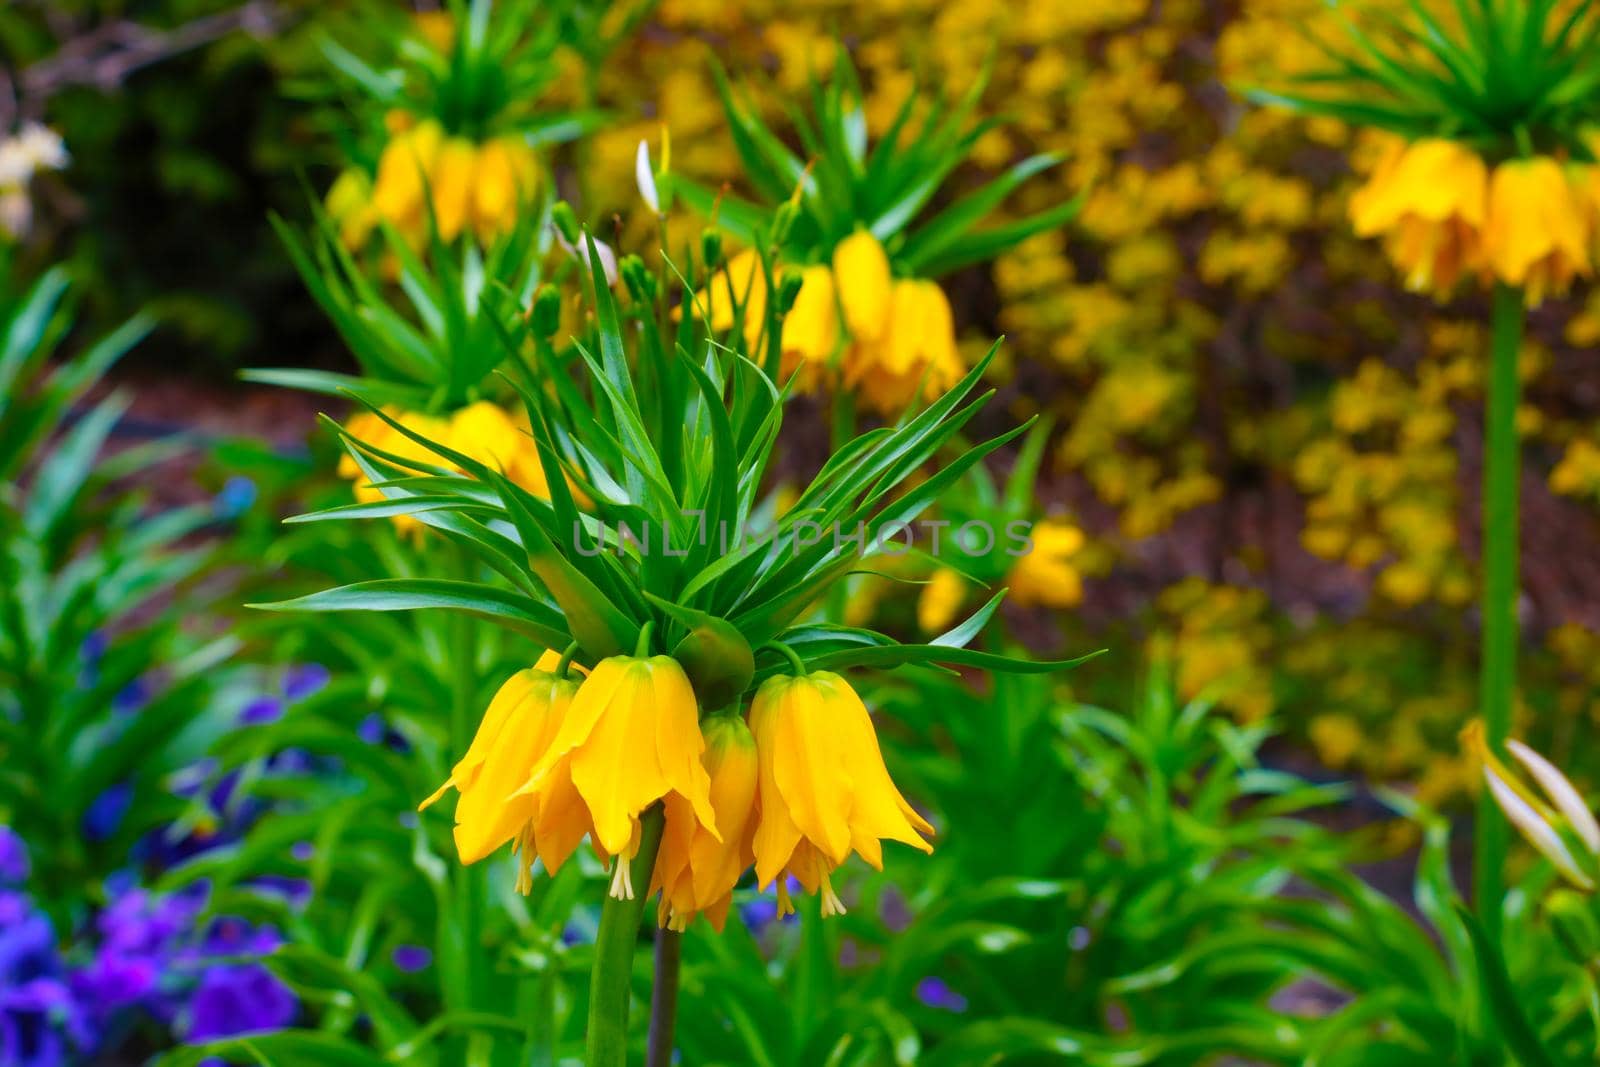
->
<box><xmin>832</xmin><ymin>229</ymin><xmax>892</xmax><ymax>343</ymax></box>
<box><xmin>770</xmin><ymin>676</ymin><xmax>855</xmax><ymax>865</ymax></box>
<box><xmin>430</xmin><ymin>137</ymin><xmax>478</xmax><ymax>241</ymax></box>
<box><xmin>1347</xmin><ymin>138</ymin><xmax>1488</xmax><ymax>298</ymax></box>
<box><xmin>451</xmin><ymin>671</ymin><xmax>577</xmax><ymax>863</ymax></box>
<box><xmin>1483</xmin><ymin>157</ymin><xmax>1592</xmax><ymax>305</ymax></box>
<box><xmin>779</xmin><ymin>265</ymin><xmax>839</xmax><ymax>387</ymax></box>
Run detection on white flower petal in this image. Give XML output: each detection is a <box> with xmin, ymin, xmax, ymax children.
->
<box><xmin>636</xmin><ymin>140</ymin><xmax>659</xmax><ymax>214</ymax></box>
<box><xmin>1486</xmin><ymin>766</ymin><xmax>1594</xmax><ymax>889</ymax></box>
<box><xmin>1509</xmin><ymin>739</ymin><xmax>1600</xmax><ymax>854</ymax></box>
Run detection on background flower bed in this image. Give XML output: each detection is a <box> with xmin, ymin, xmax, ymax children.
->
<box><xmin>13</xmin><ymin>0</ymin><xmax>1600</xmax><ymax>799</ymax></box>
<box><xmin>7</xmin><ymin>0</ymin><xmax>1600</xmax><ymax>1062</ymax></box>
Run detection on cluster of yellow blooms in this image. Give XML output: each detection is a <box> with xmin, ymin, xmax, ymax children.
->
<box><xmin>337</xmin><ymin>401</ymin><xmax>550</xmax><ymax>530</ymax></box>
<box><xmin>1291</xmin><ymin>353</ymin><xmax>1474</xmax><ymax>607</ymax></box>
<box><xmin>1349</xmin><ymin>136</ymin><xmax>1599</xmax><ymax>306</ymax></box>
<box><xmin>424</xmin><ymin>652</ymin><xmax>931</xmax><ymax>929</ymax></box>
<box><xmin>325</xmin><ymin>113</ymin><xmax>540</xmax><ymax>252</ymax></box>
<box><xmin>703</xmin><ymin>230</ymin><xmax>963</xmax><ymax>415</ymax></box>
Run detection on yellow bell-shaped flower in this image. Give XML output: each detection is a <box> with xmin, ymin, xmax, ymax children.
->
<box><xmin>778</xmin><ymin>265</ymin><xmax>838</xmax><ymax>388</ymax></box>
<box><xmin>1483</xmin><ymin>157</ymin><xmax>1592</xmax><ymax>307</ymax></box>
<box><xmin>372</xmin><ymin>119</ymin><xmax>444</xmax><ymax>234</ymax></box>
<box><xmin>652</xmin><ymin>713</ymin><xmax>759</xmax><ymax>931</ymax></box>
<box><xmin>844</xmin><ymin>278</ymin><xmax>963</xmax><ymax>415</ymax></box>
<box><xmin>750</xmin><ymin>671</ymin><xmax>932</xmax><ymax>917</ymax></box>
<box><xmin>832</xmin><ymin>229</ymin><xmax>892</xmax><ymax>344</ymax></box>
<box><xmin>430</xmin><ymin>137</ymin><xmax>479</xmax><ymax>242</ymax></box>
<box><xmin>519</xmin><ymin>654</ymin><xmax>720</xmax><ymax>899</ymax></box>
<box><xmin>1348</xmin><ymin>137</ymin><xmax>1487</xmax><ymax>297</ymax></box>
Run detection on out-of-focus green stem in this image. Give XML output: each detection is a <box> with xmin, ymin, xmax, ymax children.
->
<box><xmin>1475</xmin><ymin>283</ymin><xmax>1525</xmax><ymax>944</ymax></box>
<box><xmin>586</xmin><ymin>807</ymin><xmax>666</xmax><ymax>1067</ymax></box>
<box><xmin>646</xmin><ymin>929</ymin><xmax>682</xmax><ymax>1067</ymax></box>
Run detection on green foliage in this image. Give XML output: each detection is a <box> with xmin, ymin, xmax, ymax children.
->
<box><xmin>669</xmin><ymin>48</ymin><xmax>1082</xmax><ymax>277</ymax></box>
<box><xmin>254</xmin><ymin>200</ymin><xmax>549</xmax><ymax>410</ymax></box>
<box><xmin>1256</xmin><ymin>0</ymin><xmax>1600</xmax><ymax>157</ymax></box>
<box><xmin>0</xmin><ymin>266</ymin><xmax>243</xmax><ymax>908</ymax></box>
<box><xmin>264</xmin><ymin>234</ymin><xmax>1092</xmax><ymax>687</ymax></box>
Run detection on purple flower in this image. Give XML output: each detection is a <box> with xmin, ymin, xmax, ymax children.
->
<box><xmin>289</xmin><ymin>841</ymin><xmax>313</xmax><ymax>863</ymax></box>
<box><xmin>0</xmin><ymin>828</ymin><xmax>28</xmax><ymax>885</ymax></box>
<box><xmin>283</xmin><ymin>664</ymin><xmax>329</xmax><ymax>703</ymax></box>
<box><xmin>238</xmin><ymin>697</ymin><xmax>284</xmax><ymax>726</ymax></box>
<box><xmin>914</xmin><ymin>977</ymin><xmax>968</xmax><ymax>1013</ymax></box>
<box><xmin>0</xmin><ymin>980</ymin><xmax>73</xmax><ymax>1067</ymax></box>
<box><xmin>83</xmin><ymin>784</ymin><xmax>132</xmax><ymax>841</ymax></box>
<box><xmin>391</xmin><ymin>945</ymin><xmax>431</xmax><ymax>973</ymax></box>
<box><xmin>183</xmin><ymin>964</ymin><xmax>295</xmax><ymax>1042</ymax></box>
<box><xmin>113</xmin><ymin>677</ymin><xmax>152</xmax><ymax>716</ymax></box>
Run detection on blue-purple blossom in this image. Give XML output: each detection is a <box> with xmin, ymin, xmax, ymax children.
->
<box><xmin>0</xmin><ymin>828</ymin><xmax>28</xmax><ymax>885</ymax></box>
<box><xmin>183</xmin><ymin>964</ymin><xmax>296</xmax><ymax>1042</ymax></box>
<box><xmin>238</xmin><ymin>697</ymin><xmax>284</xmax><ymax>726</ymax></box>
<box><xmin>391</xmin><ymin>945</ymin><xmax>432</xmax><ymax>973</ymax></box>
<box><xmin>82</xmin><ymin>784</ymin><xmax>133</xmax><ymax>842</ymax></box>
<box><xmin>282</xmin><ymin>664</ymin><xmax>329</xmax><ymax>702</ymax></box>
<box><xmin>914</xmin><ymin>977</ymin><xmax>968</xmax><ymax>1013</ymax></box>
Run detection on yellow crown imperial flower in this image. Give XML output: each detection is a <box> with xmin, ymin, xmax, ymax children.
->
<box><xmin>519</xmin><ymin>653</ymin><xmax>721</xmax><ymax>900</ymax></box>
<box><xmin>1464</xmin><ymin>721</ymin><xmax>1600</xmax><ymax>890</ymax></box>
<box><xmin>832</xmin><ymin>229</ymin><xmax>892</xmax><ymax>345</ymax></box>
<box><xmin>447</xmin><ymin>400</ymin><xmax>552</xmax><ymax>497</ymax></box>
<box><xmin>778</xmin><ymin>265</ymin><xmax>838</xmax><ymax>387</ymax></box>
<box><xmin>1348</xmin><ymin>137</ymin><xmax>1488</xmax><ymax>298</ymax></box>
<box><xmin>337</xmin><ymin>406</ymin><xmax>454</xmax><ymax>533</ymax></box>
<box><xmin>1007</xmin><ymin>518</ymin><xmax>1086</xmax><ymax>609</ymax></box>
<box><xmin>651</xmin><ymin>712</ymin><xmax>759</xmax><ymax>932</ymax></box>
<box><xmin>371</xmin><ymin>118</ymin><xmax>445</xmax><ymax>235</ymax></box>
<box><xmin>1483</xmin><ymin>157</ymin><xmax>1593</xmax><ymax>308</ymax></box>
<box><xmin>750</xmin><ymin>671</ymin><xmax>933</xmax><ymax>918</ymax></box>
<box><xmin>844</xmin><ymin>278</ymin><xmax>963</xmax><ymax>414</ymax></box>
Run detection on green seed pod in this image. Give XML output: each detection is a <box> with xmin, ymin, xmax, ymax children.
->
<box><xmin>673</xmin><ymin>616</ymin><xmax>755</xmax><ymax>711</ymax></box>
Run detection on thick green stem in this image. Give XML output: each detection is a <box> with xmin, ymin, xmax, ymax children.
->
<box><xmin>586</xmin><ymin>807</ymin><xmax>666</xmax><ymax>1067</ymax></box>
<box><xmin>1474</xmin><ymin>283</ymin><xmax>1525</xmax><ymax>943</ymax></box>
<box><xmin>646</xmin><ymin>930</ymin><xmax>682</xmax><ymax>1067</ymax></box>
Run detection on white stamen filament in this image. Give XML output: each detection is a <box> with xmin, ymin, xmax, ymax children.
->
<box><xmin>609</xmin><ymin>857</ymin><xmax>634</xmax><ymax>900</ymax></box>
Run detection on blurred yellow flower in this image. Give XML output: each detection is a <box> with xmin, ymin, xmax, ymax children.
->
<box><xmin>1483</xmin><ymin>157</ymin><xmax>1592</xmax><ymax>307</ymax></box>
<box><xmin>917</xmin><ymin>567</ymin><xmax>967</xmax><ymax>634</ymax></box>
<box><xmin>1007</xmin><ymin>518</ymin><xmax>1085</xmax><ymax>608</ymax></box>
<box><xmin>1348</xmin><ymin>137</ymin><xmax>1487</xmax><ymax>297</ymax></box>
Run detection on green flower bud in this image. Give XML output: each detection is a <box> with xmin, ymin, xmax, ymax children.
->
<box><xmin>776</xmin><ymin>267</ymin><xmax>805</xmax><ymax>314</ymax></box>
<box><xmin>551</xmin><ymin>201</ymin><xmax>581</xmax><ymax>245</ymax></box>
<box><xmin>672</xmin><ymin>616</ymin><xmax>755</xmax><ymax>710</ymax></box>
<box><xmin>701</xmin><ymin>229</ymin><xmax>723</xmax><ymax>271</ymax></box>
<box><xmin>620</xmin><ymin>254</ymin><xmax>656</xmax><ymax>303</ymax></box>
<box><xmin>530</xmin><ymin>284</ymin><xmax>562</xmax><ymax>339</ymax></box>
